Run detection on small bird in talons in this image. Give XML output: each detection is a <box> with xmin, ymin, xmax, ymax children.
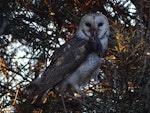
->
<box><xmin>26</xmin><ymin>12</ymin><xmax>110</xmax><ymax>103</ymax></box>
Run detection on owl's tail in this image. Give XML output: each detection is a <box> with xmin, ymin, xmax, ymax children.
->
<box><xmin>26</xmin><ymin>78</ymin><xmax>41</xmax><ymax>95</ymax></box>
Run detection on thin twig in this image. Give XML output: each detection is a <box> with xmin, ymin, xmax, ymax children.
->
<box><xmin>61</xmin><ymin>94</ymin><xmax>67</xmax><ymax>113</ymax></box>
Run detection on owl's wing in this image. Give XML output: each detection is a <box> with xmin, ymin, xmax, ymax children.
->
<box><xmin>27</xmin><ymin>37</ymin><xmax>93</xmax><ymax>96</ymax></box>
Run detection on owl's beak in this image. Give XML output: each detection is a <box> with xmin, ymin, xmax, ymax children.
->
<box><xmin>90</xmin><ymin>28</ymin><xmax>97</xmax><ymax>37</ymax></box>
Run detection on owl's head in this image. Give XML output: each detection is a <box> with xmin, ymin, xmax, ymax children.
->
<box><xmin>76</xmin><ymin>13</ymin><xmax>109</xmax><ymax>41</ymax></box>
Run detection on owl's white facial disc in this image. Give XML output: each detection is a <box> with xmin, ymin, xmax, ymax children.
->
<box><xmin>76</xmin><ymin>13</ymin><xmax>109</xmax><ymax>41</ymax></box>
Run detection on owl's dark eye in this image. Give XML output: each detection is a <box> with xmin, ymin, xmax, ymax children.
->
<box><xmin>85</xmin><ymin>23</ymin><xmax>91</xmax><ymax>27</ymax></box>
<box><xmin>98</xmin><ymin>22</ymin><xmax>103</xmax><ymax>27</ymax></box>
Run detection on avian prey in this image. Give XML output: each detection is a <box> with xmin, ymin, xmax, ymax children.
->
<box><xmin>26</xmin><ymin>13</ymin><xmax>110</xmax><ymax>98</ymax></box>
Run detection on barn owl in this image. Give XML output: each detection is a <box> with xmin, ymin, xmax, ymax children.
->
<box><xmin>26</xmin><ymin>13</ymin><xmax>110</xmax><ymax>98</ymax></box>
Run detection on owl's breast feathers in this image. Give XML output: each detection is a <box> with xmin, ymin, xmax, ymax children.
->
<box><xmin>26</xmin><ymin>37</ymin><xmax>101</xmax><ymax>96</ymax></box>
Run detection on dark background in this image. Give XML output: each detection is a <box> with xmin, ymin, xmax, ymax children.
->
<box><xmin>0</xmin><ymin>0</ymin><xmax>149</xmax><ymax>112</ymax></box>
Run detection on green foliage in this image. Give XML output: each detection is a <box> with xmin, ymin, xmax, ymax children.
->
<box><xmin>0</xmin><ymin>0</ymin><xmax>149</xmax><ymax>112</ymax></box>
